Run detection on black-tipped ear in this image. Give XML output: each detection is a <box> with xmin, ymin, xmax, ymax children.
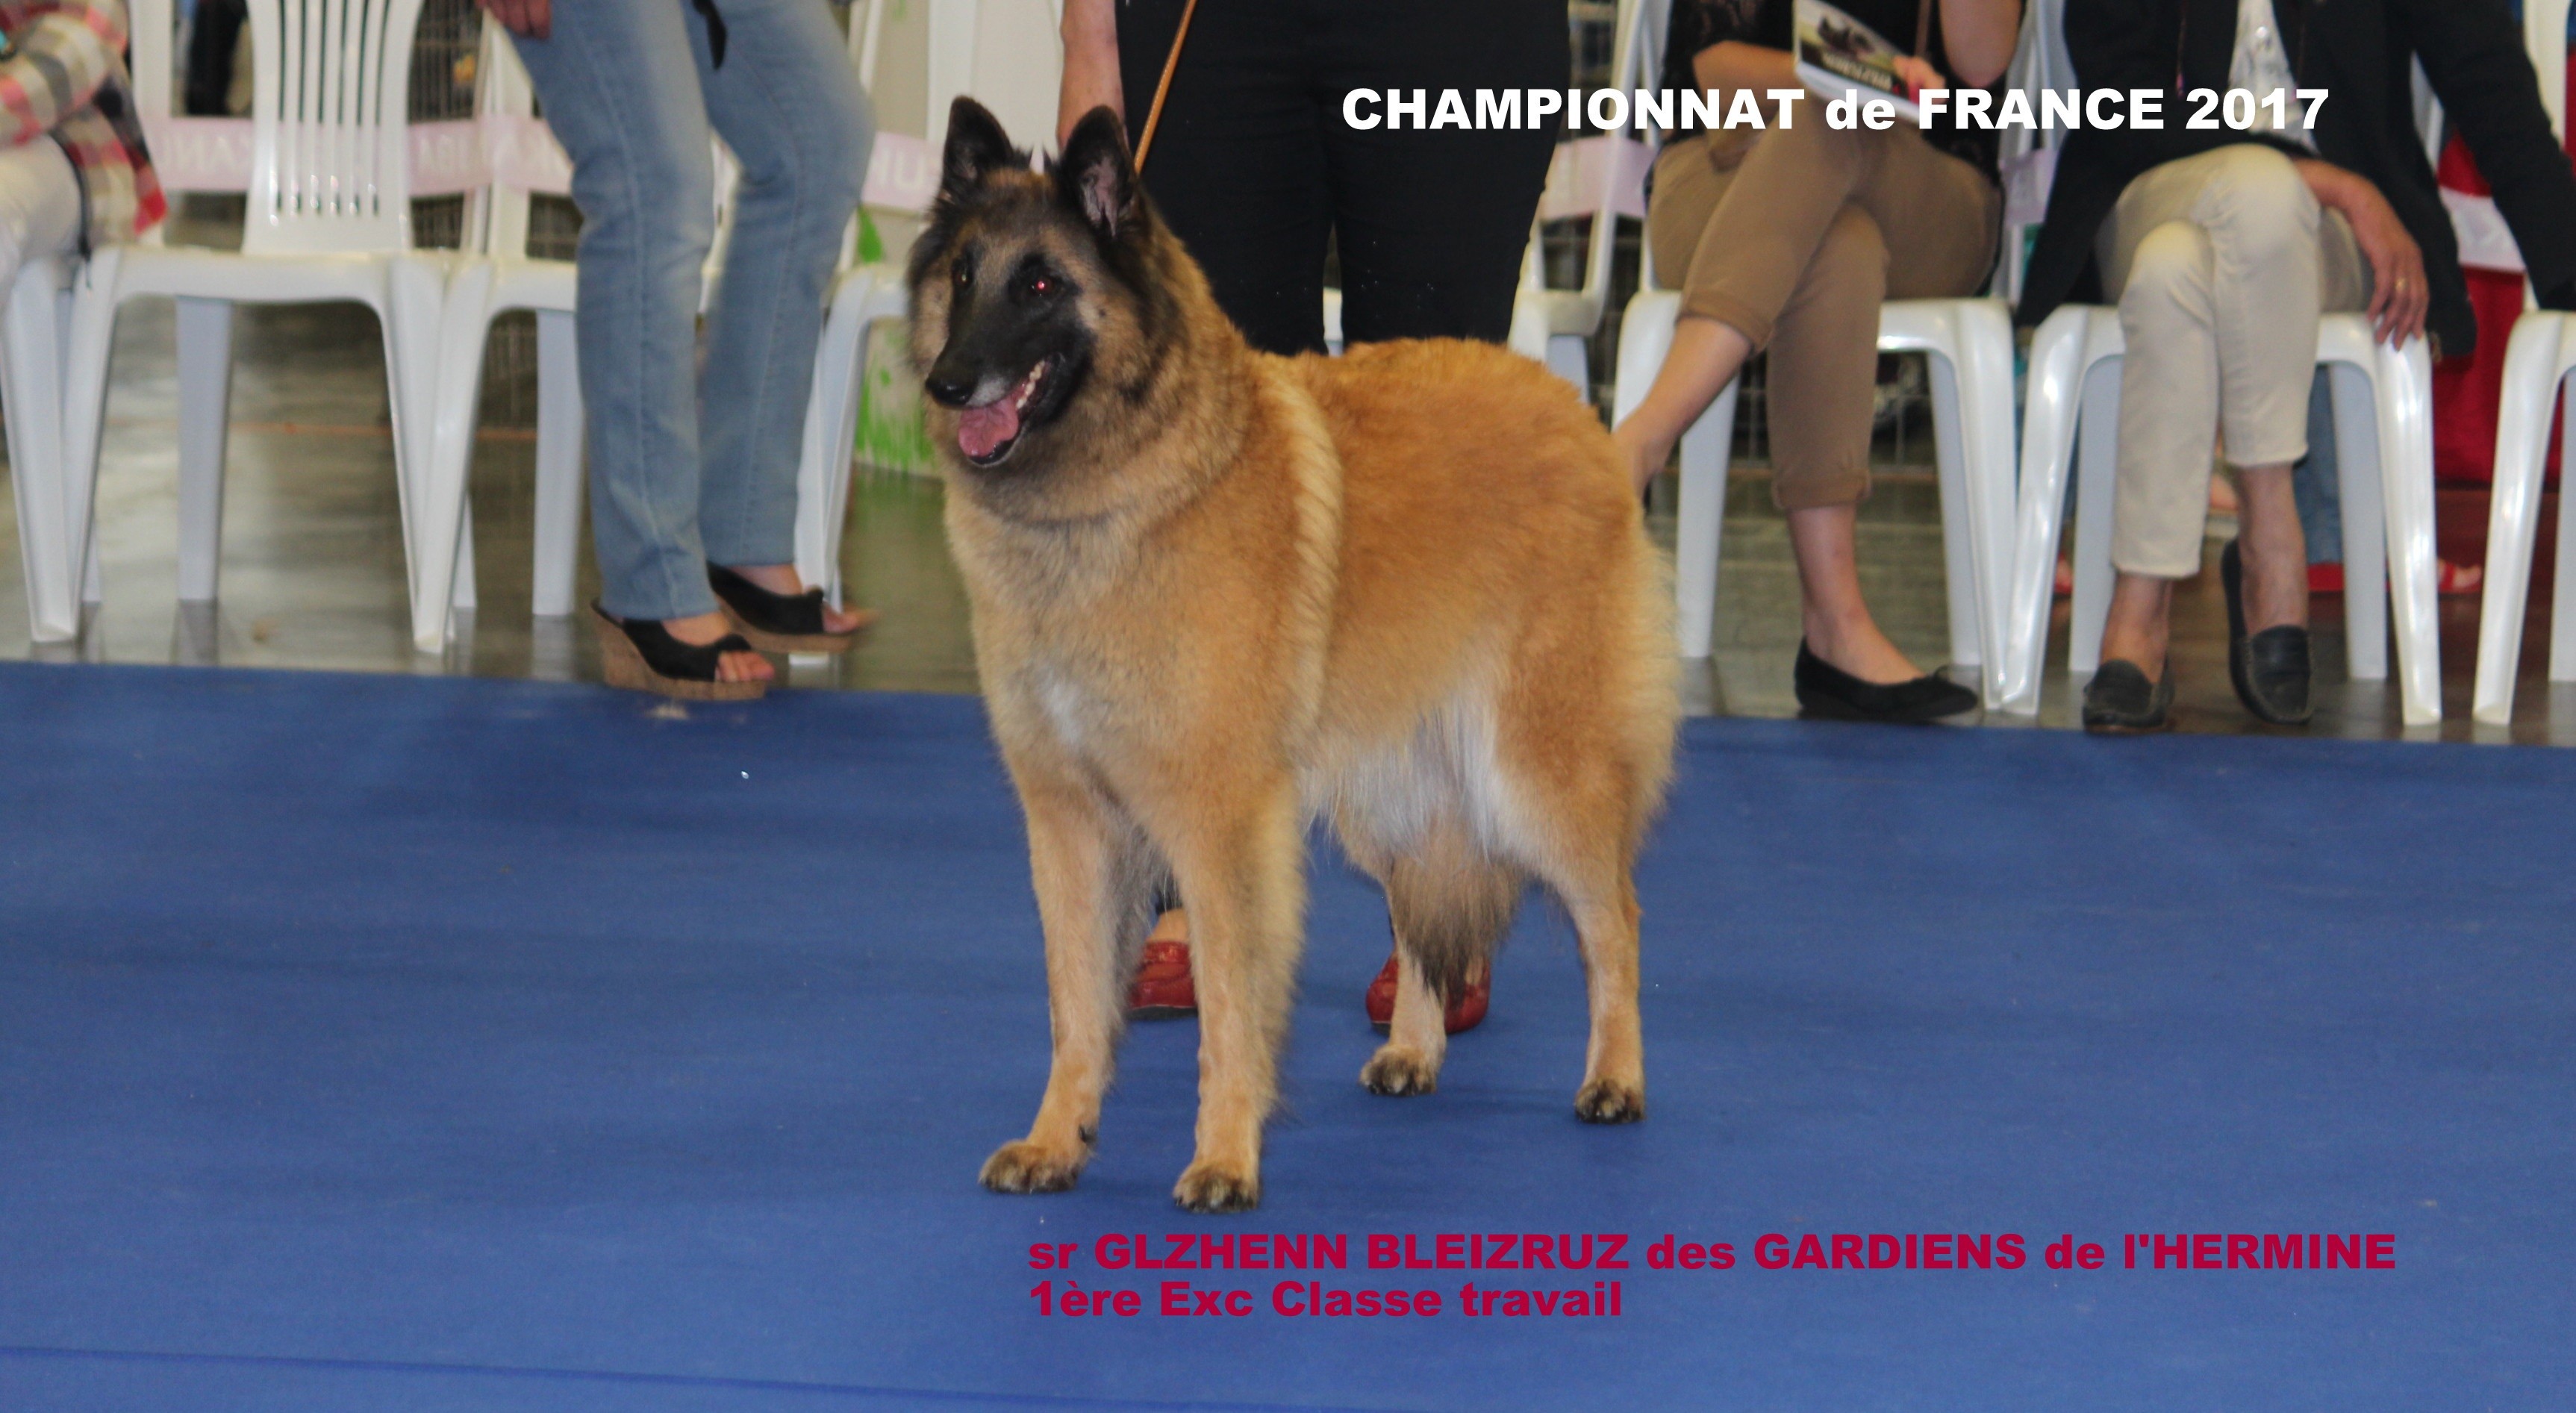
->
<box><xmin>1053</xmin><ymin>106</ymin><xmax>1142</xmax><ymax>240</ymax></box>
<box><xmin>941</xmin><ymin>97</ymin><xmax>1023</xmax><ymax>200</ymax></box>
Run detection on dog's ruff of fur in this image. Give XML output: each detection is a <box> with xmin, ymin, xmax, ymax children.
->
<box><xmin>911</xmin><ymin>101</ymin><xmax>1678</xmax><ymax>1213</ymax></box>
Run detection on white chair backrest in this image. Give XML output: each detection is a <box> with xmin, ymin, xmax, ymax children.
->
<box><xmin>472</xmin><ymin>22</ymin><xmax>542</xmax><ymax>258</ymax></box>
<box><xmin>1541</xmin><ymin>0</ymin><xmax>1650</xmax><ymax>316</ymax></box>
<box><xmin>243</xmin><ymin>0</ymin><xmax>428</xmax><ymax>255</ymax></box>
<box><xmin>128</xmin><ymin>0</ymin><xmax>178</xmax><ymax>126</ymax></box>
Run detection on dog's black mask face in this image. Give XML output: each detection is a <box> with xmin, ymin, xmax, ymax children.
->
<box><xmin>911</xmin><ymin>101</ymin><xmax>1149</xmax><ymax>471</ymax></box>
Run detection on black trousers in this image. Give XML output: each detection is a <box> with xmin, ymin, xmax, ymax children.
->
<box><xmin>1115</xmin><ymin>0</ymin><xmax>1568</xmax><ymax>355</ymax></box>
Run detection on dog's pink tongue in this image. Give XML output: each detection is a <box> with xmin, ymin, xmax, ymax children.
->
<box><xmin>958</xmin><ymin>399</ymin><xmax>1021</xmax><ymax>460</ymax></box>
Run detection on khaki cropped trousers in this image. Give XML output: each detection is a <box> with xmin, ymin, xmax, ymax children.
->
<box><xmin>1647</xmin><ymin>119</ymin><xmax>2000</xmax><ymax>510</ymax></box>
<box><xmin>2097</xmin><ymin>144</ymin><xmax>2371</xmax><ymax>577</ymax></box>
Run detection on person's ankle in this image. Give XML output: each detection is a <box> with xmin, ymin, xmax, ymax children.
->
<box><xmin>664</xmin><ymin>610</ymin><xmax>735</xmax><ymax>645</ymax></box>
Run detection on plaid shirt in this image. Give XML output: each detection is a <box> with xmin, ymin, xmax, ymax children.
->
<box><xmin>1</xmin><ymin>0</ymin><xmax>164</xmax><ymax>247</ymax></box>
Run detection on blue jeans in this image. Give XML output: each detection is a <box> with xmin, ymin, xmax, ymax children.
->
<box><xmin>513</xmin><ymin>0</ymin><xmax>870</xmax><ymax>621</ymax></box>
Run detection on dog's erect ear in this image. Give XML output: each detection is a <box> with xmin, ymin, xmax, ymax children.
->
<box><xmin>941</xmin><ymin>98</ymin><xmax>1021</xmax><ymax>199</ymax></box>
<box><xmin>1052</xmin><ymin>106</ymin><xmax>1142</xmax><ymax>241</ymax></box>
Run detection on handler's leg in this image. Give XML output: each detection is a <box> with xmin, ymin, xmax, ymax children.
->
<box><xmin>696</xmin><ymin>0</ymin><xmax>872</xmax><ymax>626</ymax></box>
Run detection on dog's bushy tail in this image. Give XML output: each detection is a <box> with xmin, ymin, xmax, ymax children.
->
<box><xmin>1385</xmin><ymin>826</ymin><xmax>1524</xmax><ymax>1003</ymax></box>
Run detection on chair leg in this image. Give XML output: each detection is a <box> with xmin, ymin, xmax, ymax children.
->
<box><xmin>1956</xmin><ymin>299</ymin><xmax>2023</xmax><ymax>704</ymax></box>
<box><xmin>172</xmin><ymin>296</ymin><xmax>237</xmax><ymax>605</ymax></box>
<box><xmin>2553</xmin><ymin>377</ymin><xmax>2576</xmax><ymax>682</ymax></box>
<box><xmin>2067</xmin><ymin>358</ymin><xmax>2121</xmax><ymax>677</ymax></box>
<box><xmin>393</xmin><ymin>254</ymin><xmax>474</xmax><ymax>651</ymax></box>
<box><xmin>1998</xmin><ymin>308</ymin><xmax>2092</xmax><ymax>714</ymax></box>
<box><xmin>796</xmin><ymin>272</ymin><xmax>873</xmax><ymax>608</ymax></box>
<box><xmin>57</xmin><ymin>250</ymin><xmax>122</xmax><ymax>632</ymax></box>
<box><xmin>3</xmin><ymin>261</ymin><xmax>76</xmax><ymax>640</ymax></box>
<box><xmin>2373</xmin><ymin>338</ymin><xmax>2442</xmax><ymax>723</ymax></box>
<box><xmin>1672</xmin><ymin>381</ymin><xmax>1739</xmax><ymax>660</ymax></box>
<box><xmin>531</xmin><ymin>307</ymin><xmax>585</xmax><ymax>617</ymax></box>
<box><xmin>1924</xmin><ymin>346</ymin><xmax>1982</xmax><ymax>674</ymax></box>
<box><xmin>2471</xmin><ymin>316</ymin><xmax>2565</xmax><ymax>722</ymax></box>
<box><xmin>2328</xmin><ymin>361</ymin><xmax>2389</xmax><ymax>682</ymax></box>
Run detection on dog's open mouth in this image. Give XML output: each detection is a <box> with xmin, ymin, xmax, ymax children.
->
<box><xmin>956</xmin><ymin>360</ymin><xmax>1051</xmax><ymax>467</ymax></box>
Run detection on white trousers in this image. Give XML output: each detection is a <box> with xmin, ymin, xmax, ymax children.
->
<box><xmin>2095</xmin><ymin>144</ymin><xmax>2372</xmax><ymax>578</ymax></box>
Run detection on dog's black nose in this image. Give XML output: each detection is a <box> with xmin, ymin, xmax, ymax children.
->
<box><xmin>923</xmin><ymin>374</ymin><xmax>975</xmax><ymax>408</ymax></box>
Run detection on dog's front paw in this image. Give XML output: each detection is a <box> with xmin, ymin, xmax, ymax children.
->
<box><xmin>981</xmin><ymin>1139</ymin><xmax>1085</xmax><ymax>1194</ymax></box>
<box><xmin>1574</xmin><ymin>1078</ymin><xmax>1645</xmax><ymax>1124</ymax></box>
<box><xmin>1359</xmin><ymin>1045</ymin><xmax>1440</xmax><ymax>1097</ymax></box>
<box><xmin>1172</xmin><ymin>1158</ymin><xmax>1261</xmax><ymax>1214</ymax></box>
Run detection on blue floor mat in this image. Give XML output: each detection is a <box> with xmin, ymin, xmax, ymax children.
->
<box><xmin>1</xmin><ymin>662</ymin><xmax>2568</xmax><ymax>1411</ymax></box>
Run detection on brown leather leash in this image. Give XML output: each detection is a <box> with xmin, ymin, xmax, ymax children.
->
<box><xmin>1134</xmin><ymin>0</ymin><xmax>1200</xmax><ymax>169</ymax></box>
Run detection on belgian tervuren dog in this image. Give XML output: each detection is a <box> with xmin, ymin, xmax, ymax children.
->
<box><xmin>911</xmin><ymin>99</ymin><xmax>1677</xmax><ymax>1211</ymax></box>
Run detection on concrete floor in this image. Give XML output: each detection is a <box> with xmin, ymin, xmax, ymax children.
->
<box><xmin>5</xmin><ymin>296</ymin><xmax>2572</xmax><ymax>746</ymax></box>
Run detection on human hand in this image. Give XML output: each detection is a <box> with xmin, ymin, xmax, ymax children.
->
<box><xmin>2314</xmin><ymin>165</ymin><xmax>2427</xmax><ymax>346</ymax></box>
<box><xmin>1892</xmin><ymin>55</ymin><xmax>1944</xmax><ymax>105</ymax></box>
<box><xmin>478</xmin><ymin>0</ymin><xmax>549</xmax><ymax>40</ymax></box>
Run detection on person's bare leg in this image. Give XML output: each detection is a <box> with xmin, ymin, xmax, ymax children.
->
<box><xmin>2098</xmin><ymin>575</ymin><xmax>2176</xmax><ymax>679</ymax></box>
<box><xmin>2231</xmin><ymin>462</ymin><xmax>2307</xmax><ymax>633</ymax></box>
<box><xmin>1610</xmin><ymin>316</ymin><xmax>1753</xmax><ymax>495</ymax></box>
<box><xmin>1787</xmin><ymin>502</ymin><xmax>1925</xmax><ymax>684</ymax></box>
<box><xmin>663</xmin><ymin>610</ymin><xmax>774</xmax><ymax>683</ymax></box>
<box><xmin>714</xmin><ymin>562</ymin><xmax>872</xmax><ymax>634</ymax></box>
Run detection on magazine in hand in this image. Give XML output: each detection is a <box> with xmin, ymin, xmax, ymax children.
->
<box><xmin>1794</xmin><ymin>0</ymin><xmax>1923</xmax><ymax>123</ymax></box>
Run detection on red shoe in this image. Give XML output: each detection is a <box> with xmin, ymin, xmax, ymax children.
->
<box><xmin>1364</xmin><ymin>953</ymin><xmax>1489</xmax><ymax>1035</ymax></box>
<box><xmin>1126</xmin><ymin>940</ymin><xmax>1195</xmax><ymax>1019</ymax></box>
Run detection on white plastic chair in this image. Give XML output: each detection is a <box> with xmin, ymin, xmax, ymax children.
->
<box><xmin>2464</xmin><ymin>0</ymin><xmax>2572</xmax><ymax>723</ymax></box>
<box><xmin>33</xmin><ymin>0</ymin><xmax>452</xmax><ymax>646</ymax></box>
<box><xmin>1612</xmin><ymin>276</ymin><xmax>2018</xmax><ymax>697</ymax></box>
<box><xmin>1999</xmin><ymin>307</ymin><xmax>2444</xmax><ymax>723</ymax></box>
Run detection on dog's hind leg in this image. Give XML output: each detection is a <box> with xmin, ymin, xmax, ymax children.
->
<box><xmin>981</xmin><ymin>770</ymin><xmax>1152</xmax><ymax>1195</ymax></box>
<box><xmin>1501</xmin><ymin>750</ymin><xmax>1652</xmax><ymax>1125</ymax></box>
<box><xmin>1359</xmin><ymin>826</ymin><xmax>1521</xmax><ymax>1097</ymax></box>
<box><xmin>1158</xmin><ymin>775</ymin><xmax>1305</xmax><ymax>1214</ymax></box>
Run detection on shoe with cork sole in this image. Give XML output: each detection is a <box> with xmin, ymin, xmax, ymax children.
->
<box><xmin>591</xmin><ymin>604</ymin><xmax>769</xmax><ymax>702</ymax></box>
<box><xmin>708</xmin><ymin>564</ymin><xmax>875</xmax><ymax>654</ymax></box>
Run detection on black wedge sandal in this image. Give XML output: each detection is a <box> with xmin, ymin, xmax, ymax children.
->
<box><xmin>708</xmin><ymin>565</ymin><xmax>874</xmax><ymax>654</ymax></box>
<box><xmin>591</xmin><ymin>603</ymin><xmax>769</xmax><ymax>701</ymax></box>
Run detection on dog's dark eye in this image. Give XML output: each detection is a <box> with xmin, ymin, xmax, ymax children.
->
<box><xmin>952</xmin><ymin>261</ymin><xmax>973</xmax><ymax>289</ymax></box>
<box><xmin>1026</xmin><ymin>273</ymin><xmax>1055</xmax><ymax>297</ymax></box>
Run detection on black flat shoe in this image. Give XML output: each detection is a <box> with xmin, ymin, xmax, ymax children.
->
<box><xmin>1791</xmin><ymin>641</ymin><xmax>1979</xmax><ymax>723</ymax></box>
<box><xmin>708</xmin><ymin>564</ymin><xmax>874</xmax><ymax>654</ymax></box>
<box><xmin>2081</xmin><ymin>658</ymin><xmax>2174</xmax><ymax>733</ymax></box>
<box><xmin>2220</xmin><ymin>540</ymin><xmax>2313</xmax><ymax>725</ymax></box>
<box><xmin>591</xmin><ymin>604</ymin><xmax>767</xmax><ymax>701</ymax></box>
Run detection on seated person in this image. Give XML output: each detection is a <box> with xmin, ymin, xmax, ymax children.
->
<box><xmin>2018</xmin><ymin>0</ymin><xmax>2576</xmax><ymax>732</ymax></box>
<box><xmin>1613</xmin><ymin>0</ymin><xmax>2022</xmax><ymax>723</ymax></box>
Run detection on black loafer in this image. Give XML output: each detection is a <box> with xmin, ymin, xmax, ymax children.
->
<box><xmin>1791</xmin><ymin>641</ymin><xmax>1979</xmax><ymax>723</ymax></box>
<box><xmin>2081</xmin><ymin>658</ymin><xmax>2174</xmax><ymax>734</ymax></box>
<box><xmin>2220</xmin><ymin>540</ymin><xmax>2313</xmax><ymax>725</ymax></box>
